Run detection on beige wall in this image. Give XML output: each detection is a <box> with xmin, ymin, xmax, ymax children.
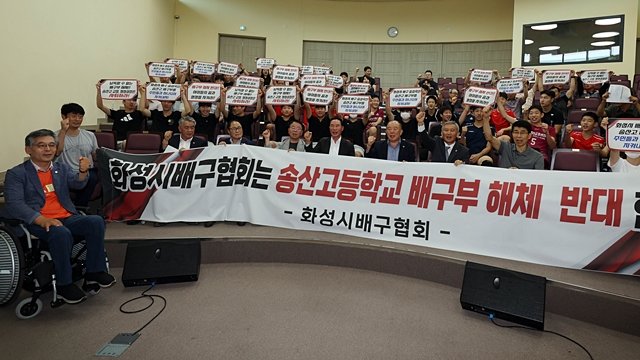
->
<box><xmin>512</xmin><ymin>0</ymin><xmax>638</xmax><ymax>75</ymax></box>
<box><xmin>175</xmin><ymin>0</ymin><xmax>514</xmax><ymax>67</ymax></box>
<box><xmin>0</xmin><ymin>0</ymin><xmax>175</xmax><ymax>170</ymax></box>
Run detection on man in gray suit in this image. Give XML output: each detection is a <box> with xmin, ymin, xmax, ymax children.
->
<box><xmin>263</xmin><ymin>120</ymin><xmax>307</xmax><ymax>152</ymax></box>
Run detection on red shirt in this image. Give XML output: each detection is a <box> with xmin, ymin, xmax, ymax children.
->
<box><xmin>37</xmin><ymin>169</ymin><xmax>71</xmax><ymax>219</ymax></box>
<box><xmin>570</xmin><ymin>132</ymin><xmax>605</xmax><ymax>151</ymax></box>
<box><xmin>490</xmin><ymin>108</ymin><xmax>515</xmax><ymax>132</ymax></box>
<box><xmin>529</xmin><ymin>123</ymin><xmax>556</xmax><ymax>161</ymax></box>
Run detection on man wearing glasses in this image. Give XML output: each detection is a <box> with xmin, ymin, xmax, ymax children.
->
<box><xmin>4</xmin><ymin>129</ymin><xmax>115</xmax><ymax>304</ymax></box>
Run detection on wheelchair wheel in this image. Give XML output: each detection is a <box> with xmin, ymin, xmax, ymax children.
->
<box><xmin>0</xmin><ymin>226</ymin><xmax>23</xmax><ymax>306</ymax></box>
<box><xmin>15</xmin><ymin>297</ymin><xmax>43</xmax><ymax>319</ymax></box>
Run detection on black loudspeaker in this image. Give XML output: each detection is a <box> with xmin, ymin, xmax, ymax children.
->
<box><xmin>460</xmin><ymin>261</ymin><xmax>546</xmax><ymax>330</ymax></box>
<box><xmin>122</xmin><ymin>239</ymin><xmax>201</xmax><ymax>287</ymax></box>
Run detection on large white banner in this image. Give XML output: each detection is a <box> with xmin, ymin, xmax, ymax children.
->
<box><xmin>98</xmin><ymin>147</ymin><xmax>640</xmax><ymax>276</ymax></box>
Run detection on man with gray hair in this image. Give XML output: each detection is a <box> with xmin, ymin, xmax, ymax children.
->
<box><xmin>418</xmin><ymin>113</ymin><xmax>470</xmax><ymax>165</ymax></box>
<box><xmin>165</xmin><ymin>116</ymin><xmax>208</xmax><ymax>150</ymax></box>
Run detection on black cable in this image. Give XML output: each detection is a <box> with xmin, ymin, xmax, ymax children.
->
<box><xmin>488</xmin><ymin>314</ymin><xmax>594</xmax><ymax>360</ymax></box>
<box><xmin>119</xmin><ymin>283</ymin><xmax>167</xmax><ymax>335</ymax></box>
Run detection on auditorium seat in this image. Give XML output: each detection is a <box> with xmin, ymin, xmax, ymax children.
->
<box><xmin>567</xmin><ymin>109</ymin><xmax>587</xmax><ymax>125</ymax></box>
<box><xmin>550</xmin><ymin>149</ymin><xmax>599</xmax><ymax>172</ymax></box>
<box><xmin>93</xmin><ymin>130</ymin><xmax>117</xmax><ymax>150</ymax></box>
<box><xmin>573</xmin><ymin>97</ymin><xmax>600</xmax><ymax>110</ymax></box>
<box><xmin>438</xmin><ymin>77</ymin><xmax>452</xmax><ymax>84</ymax></box>
<box><xmin>124</xmin><ymin>132</ymin><xmax>162</xmax><ymax>154</ymax></box>
<box><xmin>610</xmin><ymin>74</ymin><xmax>628</xmax><ymax>81</ymax></box>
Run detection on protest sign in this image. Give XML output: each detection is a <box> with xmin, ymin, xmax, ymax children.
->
<box><xmin>470</xmin><ymin>69</ymin><xmax>494</xmax><ymax>83</ymax></box>
<box><xmin>496</xmin><ymin>78</ymin><xmax>525</xmax><ymax>94</ymax></box>
<box><xmin>192</xmin><ymin>62</ymin><xmax>216</xmax><ymax>76</ymax></box>
<box><xmin>326</xmin><ymin>75</ymin><xmax>344</xmax><ymax>89</ymax></box>
<box><xmin>217</xmin><ymin>62</ymin><xmax>239</xmax><ymax>76</ymax></box>
<box><xmin>236</xmin><ymin>76</ymin><xmax>262</xmax><ymax>89</ymax></box>
<box><xmin>300</xmin><ymin>66</ymin><xmax>314</xmax><ymax>75</ymax></box>
<box><xmin>301</xmin><ymin>75</ymin><xmax>327</xmax><ymax>87</ymax></box>
<box><xmin>511</xmin><ymin>68</ymin><xmax>536</xmax><ymax>82</ymax></box>
<box><xmin>607</xmin><ymin>118</ymin><xmax>640</xmax><ymax>152</ymax></box>
<box><xmin>313</xmin><ymin>66</ymin><xmax>331</xmax><ymax>75</ymax></box>
<box><xmin>273</xmin><ymin>65</ymin><xmax>300</xmax><ymax>82</ymax></box>
<box><xmin>389</xmin><ymin>88</ymin><xmax>422</xmax><ymax>108</ymax></box>
<box><xmin>148</xmin><ymin>62</ymin><xmax>176</xmax><ymax>78</ymax></box>
<box><xmin>166</xmin><ymin>58</ymin><xmax>189</xmax><ymax>72</ymax></box>
<box><xmin>337</xmin><ymin>95</ymin><xmax>369</xmax><ymax>114</ymax></box>
<box><xmin>463</xmin><ymin>86</ymin><xmax>498</xmax><ymax>107</ymax></box>
<box><xmin>347</xmin><ymin>82</ymin><xmax>371</xmax><ymax>95</ymax></box>
<box><xmin>146</xmin><ymin>82</ymin><xmax>182</xmax><ymax>101</ymax></box>
<box><xmin>256</xmin><ymin>58</ymin><xmax>276</xmax><ymax>69</ymax></box>
<box><xmin>225</xmin><ymin>86</ymin><xmax>259</xmax><ymax>106</ymax></box>
<box><xmin>542</xmin><ymin>70</ymin><xmax>571</xmax><ymax>85</ymax></box>
<box><xmin>303</xmin><ymin>86</ymin><xmax>334</xmax><ymax>105</ymax></box>
<box><xmin>580</xmin><ymin>70</ymin><xmax>609</xmax><ymax>85</ymax></box>
<box><xmin>100</xmin><ymin>80</ymin><xmax>138</xmax><ymax>100</ymax></box>
<box><xmin>265</xmin><ymin>86</ymin><xmax>297</xmax><ymax>105</ymax></box>
<box><xmin>187</xmin><ymin>83</ymin><xmax>221</xmax><ymax>103</ymax></box>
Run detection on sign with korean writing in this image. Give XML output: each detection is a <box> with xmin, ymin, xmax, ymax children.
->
<box><xmin>100</xmin><ymin>80</ymin><xmax>138</xmax><ymax>100</ymax></box>
<box><xmin>166</xmin><ymin>58</ymin><xmax>189</xmax><ymax>72</ymax></box>
<box><xmin>389</xmin><ymin>88</ymin><xmax>422</xmax><ymax>108</ymax></box>
<box><xmin>581</xmin><ymin>70</ymin><xmax>609</xmax><ymax>85</ymax></box>
<box><xmin>301</xmin><ymin>75</ymin><xmax>327</xmax><ymax>87</ymax></box>
<box><xmin>192</xmin><ymin>62</ymin><xmax>216</xmax><ymax>75</ymax></box>
<box><xmin>265</xmin><ymin>86</ymin><xmax>297</xmax><ymax>105</ymax></box>
<box><xmin>470</xmin><ymin>69</ymin><xmax>493</xmax><ymax>83</ymax></box>
<box><xmin>148</xmin><ymin>62</ymin><xmax>176</xmax><ymax>78</ymax></box>
<box><xmin>314</xmin><ymin>66</ymin><xmax>331</xmax><ymax>75</ymax></box>
<box><xmin>187</xmin><ymin>83</ymin><xmax>221</xmax><ymax>103</ymax></box>
<box><xmin>337</xmin><ymin>95</ymin><xmax>369</xmax><ymax>115</ymax></box>
<box><xmin>236</xmin><ymin>76</ymin><xmax>262</xmax><ymax>89</ymax></box>
<box><xmin>300</xmin><ymin>66</ymin><xmax>314</xmax><ymax>75</ymax></box>
<box><xmin>146</xmin><ymin>82</ymin><xmax>181</xmax><ymax>101</ymax></box>
<box><xmin>347</xmin><ymin>82</ymin><xmax>371</xmax><ymax>95</ymax></box>
<box><xmin>303</xmin><ymin>86</ymin><xmax>334</xmax><ymax>105</ymax></box>
<box><xmin>225</xmin><ymin>86</ymin><xmax>259</xmax><ymax>106</ymax></box>
<box><xmin>463</xmin><ymin>86</ymin><xmax>498</xmax><ymax>107</ymax></box>
<box><xmin>496</xmin><ymin>78</ymin><xmax>524</xmax><ymax>94</ymax></box>
<box><xmin>326</xmin><ymin>75</ymin><xmax>344</xmax><ymax>89</ymax></box>
<box><xmin>97</xmin><ymin>145</ymin><xmax>640</xmax><ymax>277</ymax></box>
<box><xmin>542</xmin><ymin>70</ymin><xmax>571</xmax><ymax>85</ymax></box>
<box><xmin>273</xmin><ymin>65</ymin><xmax>300</xmax><ymax>82</ymax></box>
<box><xmin>511</xmin><ymin>68</ymin><xmax>535</xmax><ymax>82</ymax></box>
<box><xmin>256</xmin><ymin>58</ymin><xmax>275</xmax><ymax>69</ymax></box>
<box><xmin>217</xmin><ymin>62</ymin><xmax>239</xmax><ymax>76</ymax></box>
<box><xmin>607</xmin><ymin>118</ymin><xmax>640</xmax><ymax>152</ymax></box>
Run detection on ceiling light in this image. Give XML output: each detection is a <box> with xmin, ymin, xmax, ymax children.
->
<box><xmin>524</xmin><ymin>39</ymin><xmax>534</xmax><ymax>45</ymax></box>
<box><xmin>592</xmin><ymin>31</ymin><xmax>619</xmax><ymax>38</ymax></box>
<box><xmin>531</xmin><ymin>24</ymin><xmax>557</xmax><ymax>31</ymax></box>
<box><xmin>539</xmin><ymin>45</ymin><xmax>560</xmax><ymax>51</ymax></box>
<box><xmin>591</xmin><ymin>41</ymin><xmax>615</xmax><ymax>47</ymax></box>
<box><xmin>595</xmin><ymin>18</ymin><xmax>621</xmax><ymax>26</ymax></box>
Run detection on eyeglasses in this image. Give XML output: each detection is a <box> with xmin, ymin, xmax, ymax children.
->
<box><xmin>229</xmin><ymin>126</ymin><xmax>242</xmax><ymax>131</ymax></box>
<box><xmin>33</xmin><ymin>143</ymin><xmax>57</xmax><ymax>150</ymax></box>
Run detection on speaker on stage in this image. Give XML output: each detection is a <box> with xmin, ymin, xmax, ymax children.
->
<box><xmin>122</xmin><ymin>239</ymin><xmax>201</xmax><ymax>287</ymax></box>
<box><xmin>460</xmin><ymin>261</ymin><xmax>546</xmax><ymax>330</ymax></box>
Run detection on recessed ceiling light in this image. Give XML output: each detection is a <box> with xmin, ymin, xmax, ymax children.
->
<box><xmin>591</xmin><ymin>41</ymin><xmax>615</xmax><ymax>47</ymax></box>
<box><xmin>592</xmin><ymin>31</ymin><xmax>619</xmax><ymax>38</ymax></box>
<box><xmin>531</xmin><ymin>24</ymin><xmax>557</xmax><ymax>31</ymax></box>
<box><xmin>524</xmin><ymin>39</ymin><xmax>534</xmax><ymax>45</ymax></box>
<box><xmin>539</xmin><ymin>45</ymin><xmax>560</xmax><ymax>51</ymax></box>
<box><xmin>595</xmin><ymin>18</ymin><xmax>621</xmax><ymax>26</ymax></box>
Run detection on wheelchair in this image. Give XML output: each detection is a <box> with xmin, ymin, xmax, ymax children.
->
<box><xmin>0</xmin><ymin>218</ymin><xmax>109</xmax><ymax>319</ymax></box>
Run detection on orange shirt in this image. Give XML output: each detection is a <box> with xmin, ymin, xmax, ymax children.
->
<box><xmin>37</xmin><ymin>168</ymin><xmax>71</xmax><ymax>219</ymax></box>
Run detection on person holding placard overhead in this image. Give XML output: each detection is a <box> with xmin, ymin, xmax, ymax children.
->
<box><xmin>597</xmin><ymin>89</ymin><xmax>640</xmax><ymax>119</ymax></box>
<box><xmin>139</xmin><ymin>82</ymin><xmax>192</xmax><ymax>148</ymax></box>
<box><xmin>96</xmin><ymin>82</ymin><xmax>145</xmax><ymax>145</ymax></box>
<box><xmin>266</xmin><ymin>87</ymin><xmax>302</xmax><ymax>142</ymax></box>
<box><xmin>219</xmin><ymin>87</ymin><xmax>263</xmax><ymax>141</ymax></box>
<box><xmin>354</xmin><ymin>66</ymin><xmax>377</xmax><ymax>96</ymax></box>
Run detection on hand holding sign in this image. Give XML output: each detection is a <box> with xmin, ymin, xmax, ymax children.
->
<box><xmin>99</xmin><ymin>80</ymin><xmax>138</xmax><ymax>100</ymax></box>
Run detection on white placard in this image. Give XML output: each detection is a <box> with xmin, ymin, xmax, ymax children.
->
<box><xmin>313</xmin><ymin>66</ymin><xmax>331</xmax><ymax>75</ymax></box>
<box><xmin>580</xmin><ymin>70</ymin><xmax>609</xmax><ymax>85</ymax></box>
<box><xmin>496</xmin><ymin>78</ymin><xmax>525</xmax><ymax>94</ymax></box>
<box><xmin>265</xmin><ymin>86</ymin><xmax>297</xmax><ymax>105</ymax></box>
<box><xmin>303</xmin><ymin>86</ymin><xmax>334</xmax><ymax>105</ymax></box>
<box><xmin>510</xmin><ymin>68</ymin><xmax>536</xmax><ymax>82</ymax></box>
<box><xmin>187</xmin><ymin>83</ymin><xmax>221</xmax><ymax>103</ymax></box>
<box><xmin>389</xmin><ymin>88</ymin><xmax>422</xmax><ymax>108</ymax></box>
<box><xmin>542</xmin><ymin>70</ymin><xmax>571</xmax><ymax>85</ymax></box>
<box><xmin>166</xmin><ymin>58</ymin><xmax>189</xmax><ymax>72</ymax></box>
<box><xmin>347</xmin><ymin>82</ymin><xmax>371</xmax><ymax>95</ymax></box>
<box><xmin>607</xmin><ymin>118</ymin><xmax>640</xmax><ymax>152</ymax></box>
<box><xmin>217</xmin><ymin>62</ymin><xmax>239</xmax><ymax>76</ymax></box>
<box><xmin>100</xmin><ymin>80</ymin><xmax>138</xmax><ymax>100</ymax></box>
<box><xmin>192</xmin><ymin>62</ymin><xmax>216</xmax><ymax>76</ymax></box>
<box><xmin>148</xmin><ymin>62</ymin><xmax>176</xmax><ymax>78</ymax></box>
<box><xmin>607</xmin><ymin>84</ymin><xmax>632</xmax><ymax>103</ymax></box>
<box><xmin>470</xmin><ymin>69</ymin><xmax>494</xmax><ymax>83</ymax></box>
<box><xmin>236</xmin><ymin>76</ymin><xmax>262</xmax><ymax>89</ymax></box>
<box><xmin>301</xmin><ymin>75</ymin><xmax>327</xmax><ymax>88</ymax></box>
<box><xmin>272</xmin><ymin>65</ymin><xmax>300</xmax><ymax>82</ymax></box>
<box><xmin>300</xmin><ymin>66</ymin><xmax>314</xmax><ymax>75</ymax></box>
<box><xmin>256</xmin><ymin>58</ymin><xmax>276</xmax><ymax>69</ymax></box>
<box><xmin>225</xmin><ymin>86</ymin><xmax>259</xmax><ymax>106</ymax></box>
<box><xmin>463</xmin><ymin>86</ymin><xmax>498</xmax><ymax>107</ymax></box>
<box><xmin>146</xmin><ymin>82</ymin><xmax>182</xmax><ymax>101</ymax></box>
<box><xmin>325</xmin><ymin>75</ymin><xmax>344</xmax><ymax>89</ymax></box>
<box><xmin>337</xmin><ymin>95</ymin><xmax>370</xmax><ymax>115</ymax></box>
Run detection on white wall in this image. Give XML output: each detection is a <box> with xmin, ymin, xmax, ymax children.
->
<box><xmin>0</xmin><ymin>0</ymin><xmax>175</xmax><ymax>170</ymax></box>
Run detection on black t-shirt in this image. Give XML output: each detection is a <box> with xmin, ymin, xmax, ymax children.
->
<box><xmin>109</xmin><ymin>109</ymin><xmax>144</xmax><ymax>141</ymax></box>
<box><xmin>542</xmin><ymin>107</ymin><xmax>565</xmax><ymax>127</ymax></box>
<box><xmin>391</xmin><ymin>110</ymin><xmax>418</xmax><ymax>141</ymax></box>
<box><xmin>274</xmin><ymin>116</ymin><xmax>293</xmax><ymax>142</ymax></box>
<box><xmin>193</xmin><ymin>112</ymin><xmax>218</xmax><ymax>142</ymax></box>
<box><xmin>308</xmin><ymin>115</ymin><xmax>331</xmax><ymax>142</ymax></box>
<box><xmin>419</xmin><ymin>79</ymin><xmax>439</xmax><ymax>96</ymax></box>
<box><xmin>227</xmin><ymin>113</ymin><xmax>255</xmax><ymax>140</ymax></box>
<box><xmin>342</xmin><ymin>118</ymin><xmax>365</xmax><ymax>147</ymax></box>
<box><xmin>357</xmin><ymin>75</ymin><xmax>377</xmax><ymax>96</ymax></box>
<box><xmin>149</xmin><ymin>109</ymin><xmax>181</xmax><ymax>134</ymax></box>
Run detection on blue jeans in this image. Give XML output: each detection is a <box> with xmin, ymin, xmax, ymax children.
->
<box><xmin>27</xmin><ymin>214</ymin><xmax>107</xmax><ymax>285</ymax></box>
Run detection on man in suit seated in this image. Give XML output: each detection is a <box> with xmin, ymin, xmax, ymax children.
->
<box><xmin>365</xmin><ymin>120</ymin><xmax>416</xmax><ymax>162</ymax></box>
<box><xmin>4</xmin><ymin>129</ymin><xmax>115</xmax><ymax>304</ymax></box>
<box><xmin>419</xmin><ymin>119</ymin><xmax>470</xmax><ymax>165</ymax></box>
<box><xmin>263</xmin><ymin>120</ymin><xmax>307</xmax><ymax>152</ymax></box>
<box><xmin>304</xmin><ymin>118</ymin><xmax>355</xmax><ymax>156</ymax></box>
<box><xmin>218</xmin><ymin>120</ymin><xmax>255</xmax><ymax>145</ymax></box>
<box><xmin>164</xmin><ymin>116</ymin><xmax>208</xmax><ymax>150</ymax></box>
